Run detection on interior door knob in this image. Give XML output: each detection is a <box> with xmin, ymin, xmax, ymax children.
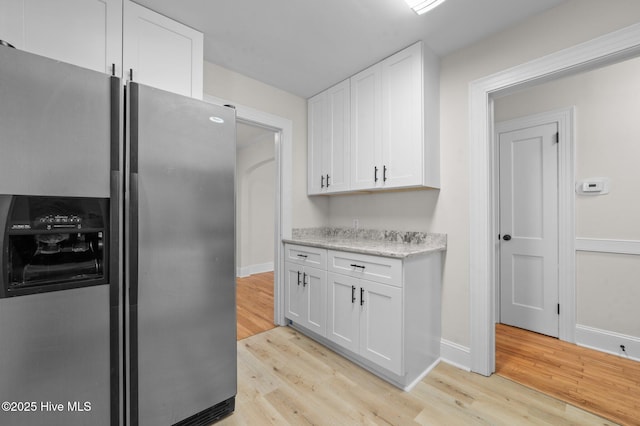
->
<box><xmin>503</xmin><ymin>234</ymin><xmax>512</xmax><ymax>241</ymax></box>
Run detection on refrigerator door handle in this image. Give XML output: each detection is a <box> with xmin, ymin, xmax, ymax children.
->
<box><xmin>129</xmin><ymin>172</ymin><xmax>139</xmax><ymax>305</ymax></box>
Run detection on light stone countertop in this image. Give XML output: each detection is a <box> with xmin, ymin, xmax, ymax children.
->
<box><xmin>283</xmin><ymin>227</ymin><xmax>447</xmax><ymax>259</ymax></box>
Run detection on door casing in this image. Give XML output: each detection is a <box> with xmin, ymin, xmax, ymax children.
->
<box><xmin>469</xmin><ymin>22</ymin><xmax>640</xmax><ymax>376</ymax></box>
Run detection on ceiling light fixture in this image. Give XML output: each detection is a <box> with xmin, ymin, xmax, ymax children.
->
<box><xmin>404</xmin><ymin>0</ymin><xmax>447</xmax><ymax>15</ymax></box>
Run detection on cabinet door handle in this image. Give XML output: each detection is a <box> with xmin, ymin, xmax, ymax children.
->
<box><xmin>351</xmin><ymin>285</ymin><xmax>356</xmax><ymax>304</ymax></box>
<box><xmin>111</xmin><ymin>63</ymin><xmax>116</xmax><ymax>76</ymax></box>
<box><xmin>129</xmin><ymin>68</ymin><xmax>133</xmax><ymax>81</ymax></box>
<box><xmin>297</xmin><ymin>271</ymin><xmax>301</xmax><ymax>286</ymax></box>
<box><xmin>321</xmin><ymin>175</ymin><xmax>325</xmax><ymax>188</ymax></box>
<box><xmin>326</xmin><ymin>174</ymin><xmax>330</xmax><ymax>187</ymax></box>
<box><xmin>303</xmin><ymin>272</ymin><xmax>308</xmax><ymax>287</ymax></box>
<box><xmin>383</xmin><ymin>165</ymin><xmax>387</xmax><ymax>182</ymax></box>
<box><xmin>350</xmin><ymin>263</ymin><xmax>365</xmax><ymax>270</ymax></box>
<box><xmin>360</xmin><ymin>287</ymin><xmax>365</xmax><ymax>306</ymax></box>
<box><xmin>374</xmin><ymin>166</ymin><xmax>378</xmax><ymax>182</ymax></box>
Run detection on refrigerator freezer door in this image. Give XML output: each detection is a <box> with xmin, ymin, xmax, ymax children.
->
<box><xmin>0</xmin><ymin>46</ymin><xmax>112</xmax><ymax>197</ymax></box>
<box><xmin>0</xmin><ymin>286</ymin><xmax>111</xmax><ymax>426</ymax></box>
<box><xmin>127</xmin><ymin>83</ymin><xmax>237</xmax><ymax>425</ymax></box>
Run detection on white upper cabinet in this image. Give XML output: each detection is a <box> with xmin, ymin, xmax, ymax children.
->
<box><xmin>351</xmin><ymin>41</ymin><xmax>440</xmax><ymax>191</ymax></box>
<box><xmin>0</xmin><ymin>0</ymin><xmax>122</xmax><ymax>75</ymax></box>
<box><xmin>123</xmin><ymin>1</ymin><xmax>203</xmax><ymax>99</ymax></box>
<box><xmin>0</xmin><ymin>0</ymin><xmax>203</xmax><ymax>99</ymax></box>
<box><xmin>309</xmin><ymin>41</ymin><xmax>439</xmax><ymax>195</ymax></box>
<box><xmin>307</xmin><ymin>79</ymin><xmax>350</xmax><ymax>194</ymax></box>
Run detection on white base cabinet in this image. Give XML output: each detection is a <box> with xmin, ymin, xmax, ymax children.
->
<box><xmin>284</xmin><ymin>243</ymin><xmax>442</xmax><ymax>390</ymax></box>
<box><xmin>284</xmin><ymin>244</ymin><xmax>328</xmax><ymax>336</ymax></box>
<box><xmin>327</xmin><ymin>272</ymin><xmax>402</xmax><ymax>375</ymax></box>
<box><xmin>285</xmin><ymin>262</ymin><xmax>327</xmax><ymax>337</ymax></box>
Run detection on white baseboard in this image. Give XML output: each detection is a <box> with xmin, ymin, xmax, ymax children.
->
<box><xmin>575</xmin><ymin>324</ymin><xmax>640</xmax><ymax>362</ymax></box>
<box><xmin>236</xmin><ymin>261</ymin><xmax>274</xmax><ymax>278</ymax></box>
<box><xmin>440</xmin><ymin>338</ymin><xmax>471</xmax><ymax>371</ymax></box>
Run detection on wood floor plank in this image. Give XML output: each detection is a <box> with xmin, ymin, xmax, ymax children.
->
<box><xmin>496</xmin><ymin>323</ymin><xmax>640</xmax><ymax>426</ymax></box>
<box><xmin>236</xmin><ymin>271</ymin><xmax>276</xmax><ymax>340</ymax></box>
<box><xmin>218</xmin><ymin>326</ymin><xmax>614</xmax><ymax>426</ymax></box>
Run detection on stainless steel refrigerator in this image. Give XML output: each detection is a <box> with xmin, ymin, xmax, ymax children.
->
<box><xmin>0</xmin><ymin>44</ymin><xmax>237</xmax><ymax>426</ymax></box>
<box><xmin>124</xmin><ymin>82</ymin><xmax>237</xmax><ymax>425</ymax></box>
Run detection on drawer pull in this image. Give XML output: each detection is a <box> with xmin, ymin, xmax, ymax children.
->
<box><xmin>350</xmin><ymin>263</ymin><xmax>365</xmax><ymax>270</ymax></box>
<box><xmin>297</xmin><ymin>254</ymin><xmax>308</xmax><ymax>259</ymax></box>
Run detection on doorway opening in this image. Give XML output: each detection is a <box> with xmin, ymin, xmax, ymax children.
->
<box><xmin>235</xmin><ymin>121</ymin><xmax>277</xmax><ymax>339</ymax></box>
<box><xmin>470</xmin><ymin>23</ymin><xmax>640</xmax><ymax>377</ymax></box>
<box><xmin>204</xmin><ymin>94</ymin><xmax>293</xmax><ymax>340</ymax></box>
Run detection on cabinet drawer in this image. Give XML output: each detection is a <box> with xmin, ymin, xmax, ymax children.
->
<box><xmin>328</xmin><ymin>250</ymin><xmax>402</xmax><ymax>287</ymax></box>
<box><xmin>284</xmin><ymin>244</ymin><xmax>327</xmax><ymax>269</ymax></box>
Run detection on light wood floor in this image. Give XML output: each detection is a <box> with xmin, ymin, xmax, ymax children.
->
<box><xmin>496</xmin><ymin>323</ymin><xmax>640</xmax><ymax>426</ymax></box>
<box><xmin>219</xmin><ymin>326</ymin><xmax>614</xmax><ymax>425</ymax></box>
<box><xmin>236</xmin><ymin>272</ymin><xmax>276</xmax><ymax>340</ymax></box>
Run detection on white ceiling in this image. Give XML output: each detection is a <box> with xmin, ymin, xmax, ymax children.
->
<box><xmin>133</xmin><ymin>0</ymin><xmax>566</xmax><ymax>98</ymax></box>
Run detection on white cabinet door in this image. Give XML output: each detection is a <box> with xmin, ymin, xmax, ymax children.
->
<box><xmin>327</xmin><ymin>272</ymin><xmax>360</xmax><ymax>353</ymax></box>
<box><xmin>0</xmin><ymin>0</ymin><xmax>122</xmax><ymax>75</ymax></box>
<box><xmin>285</xmin><ymin>262</ymin><xmax>305</xmax><ymax>324</ymax></box>
<box><xmin>381</xmin><ymin>42</ymin><xmax>423</xmax><ymax>188</ymax></box>
<box><xmin>307</xmin><ymin>80</ymin><xmax>350</xmax><ymax>195</ymax></box>
<box><xmin>307</xmin><ymin>91</ymin><xmax>325</xmax><ymax>195</ymax></box>
<box><xmin>302</xmin><ymin>266</ymin><xmax>327</xmax><ymax>336</ymax></box>
<box><xmin>360</xmin><ymin>279</ymin><xmax>402</xmax><ymax>375</ymax></box>
<box><xmin>123</xmin><ymin>1</ymin><xmax>203</xmax><ymax>98</ymax></box>
<box><xmin>324</xmin><ymin>80</ymin><xmax>350</xmax><ymax>193</ymax></box>
<box><xmin>285</xmin><ymin>262</ymin><xmax>327</xmax><ymax>337</ymax></box>
<box><xmin>350</xmin><ymin>64</ymin><xmax>381</xmax><ymax>190</ymax></box>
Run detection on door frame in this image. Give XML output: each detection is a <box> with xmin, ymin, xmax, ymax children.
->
<box><xmin>204</xmin><ymin>94</ymin><xmax>292</xmax><ymax>327</ymax></box>
<box><xmin>494</xmin><ymin>108</ymin><xmax>575</xmax><ymax>338</ymax></box>
<box><xmin>469</xmin><ymin>22</ymin><xmax>640</xmax><ymax>376</ymax></box>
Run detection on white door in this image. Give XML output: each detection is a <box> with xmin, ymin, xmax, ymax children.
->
<box><xmin>499</xmin><ymin>122</ymin><xmax>559</xmax><ymax>337</ymax></box>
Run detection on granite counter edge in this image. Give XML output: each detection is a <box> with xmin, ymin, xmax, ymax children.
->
<box><xmin>282</xmin><ymin>238</ymin><xmax>447</xmax><ymax>259</ymax></box>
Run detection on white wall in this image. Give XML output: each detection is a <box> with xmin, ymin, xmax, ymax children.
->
<box><xmin>236</xmin><ymin>132</ymin><xmax>276</xmax><ymax>277</ymax></box>
<box><xmin>329</xmin><ymin>0</ymin><xmax>640</xmax><ymax>348</ymax></box>
<box><xmin>203</xmin><ymin>0</ymin><xmax>640</xmax><ymax>350</ymax></box>
<box><xmin>494</xmin><ymin>56</ymin><xmax>640</xmax><ymax>339</ymax></box>
<box><xmin>203</xmin><ymin>62</ymin><xmax>329</xmax><ymax>229</ymax></box>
